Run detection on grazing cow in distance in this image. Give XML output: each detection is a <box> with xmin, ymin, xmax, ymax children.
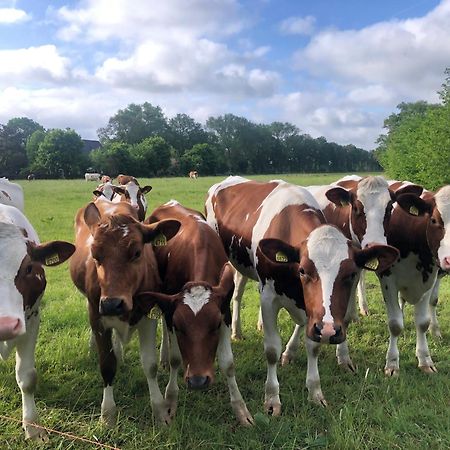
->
<box><xmin>0</xmin><ymin>204</ymin><xmax>75</xmax><ymax>440</ymax></box>
<box><xmin>139</xmin><ymin>200</ymin><xmax>253</xmax><ymax>426</ymax></box>
<box><xmin>27</xmin><ymin>174</ymin><xmax>35</xmax><ymax>181</ymax></box>
<box><xmin>69</xmin><ymin>197</ymin><xmax>181</xmax><ymax>426</ymax></box>
<box><xmin>189</xmin><ymin>171</ymin><xmax>198</xmax><ymax>179</ymax></box>
<box><xmin>376</xmin><ymin>184</ymin><xmax>450</xmax><ymax>376</ymax></box>
<box><xmin>206</xmin><ymin>176</ymin><xmax>398</xmax><ymax>412</ymax></box>
<box><xmin>0</xmin><ymin>177</ymin><xmax>24</xmax><ymax>212</ymax></box>
<box><xmin>85</xmin><ymin>172</ymin><xmax>101</xmax><ymax>182</ymax></box>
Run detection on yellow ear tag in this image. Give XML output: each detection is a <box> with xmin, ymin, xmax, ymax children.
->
<box><xmin>147</xmin><ymin>305</ymin><xmax>162</xmax><ymax>320</ymax></box>
<box><xmin>340</xmin><ymin>200</ymin><xmax>349</xmax><ymax>207</ymax></box>
<box><xmin>275</xmin><ymin>251</ymin><xmax>288</xmax><ymax>263</ymax></box>
<box><xmin>45</xmin><ymin>254</ymin><xmax>60</xmax><ymax>266</ymax></box>
<box><xmin>152</xmin><ymin>233</ymin><xmax>167</xmax><ymax>247</ymax></box>
<box><xmin>365</xmin><ymin>258</ymin><xmax>379</xmax><ymax>270</ymax></box>
<box><xmin>409</xmin><ymin>205</ymin><xmax>419</xmax><ymax>216</ymax></box>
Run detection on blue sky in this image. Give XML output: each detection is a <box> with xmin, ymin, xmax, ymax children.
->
<box><xmin>0</xmin><ymin>0</ymin><xmax>448</xmax><ymax>149</ymax></box>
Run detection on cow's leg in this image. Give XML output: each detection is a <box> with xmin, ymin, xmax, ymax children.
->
<box><xmin>356</xmin><ymin>270</ymin><xmax>369</xmax><ymax>316</ymax></box>
<box><xmin>281</xmin><ymin>324</ymin><xmax>303</xmax><ymax>366</ymax></box>
<box><xmin>231</xmin><ymin>271</ymin><xmax>248</xmax><ymax>340</ymax></box>
<box><xmin>217</xmin><ymin>322</ymin><xmax>254</xmax><ymax>426</ymax></box>
<box><xmin>429</xmin><ymin>277</ymin><xmax>442</xmax><ymax>338</ymax></box>
<box><xmin>304</xmin><ymin>337</ymin><xmax>327</xmax><ymax>407</ymax></box>
<box><xmin>381</xmin><ymin>278</ymin><xmax>403</xmax><ymax>376</ymax></box>
<box><xmin>260</xmin><ymin>286</ymin><xmax>282</xmax><ymax>416</ymax></box>
<box><xmin>137</xmin><ymin>317</ymin><xmax>171</xmax><ymax>425</ymax></box>
<box><xmin>160</xmin><ymin>318</ymin><xmax>170</xmax><ymax>368</ymax></box>
<box><xmin>257</xmin><ymin>306</ymin><xmax>264</xmax><ymax>331</ymax></box>
<box><xmin>415</xmin><ymin>292</ymin><xmax>436</xmax><ymax>373</ymax></box>
<box><xmin>15</xmin><ymin>315</ymin><xmax>47</xmax><ymax>441</ymax></box>
<box><xmin>164</xmin><ymin>330</ymin><xmax>181</xmax><ymax>419</ymax></box>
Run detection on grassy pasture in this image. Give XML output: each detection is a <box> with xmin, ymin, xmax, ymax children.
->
<box><xmin>1</xmin><ymin>173</ymin><xmax>449</xmax><ymax>449</ymax></box>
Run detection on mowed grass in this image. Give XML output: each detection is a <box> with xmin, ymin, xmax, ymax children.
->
<box><xmin>1</xmin><ymin>173</ymin><xmax>449</xmax><ymax>450</ymax></box>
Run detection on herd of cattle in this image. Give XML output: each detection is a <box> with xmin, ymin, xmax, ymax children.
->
<box><xmin>0</xmin><ymin>173</ymin><xmax>449</xmax><ymax>441</ymax></box>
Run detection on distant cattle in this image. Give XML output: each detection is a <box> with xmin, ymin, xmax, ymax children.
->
<box><xmin>85</xmin><ymin>173</ymin><xmax>101</xmax><ymax>182</ymax></box>
<box><xmin>140</xmin><ymin>200</ymin><xmax>253</xmax><ymax>425</ymax></box>
<box><xmin>206</xmin><ymin>176</ymin><xmax>398</xmax><ymax>412</ymax></box>
<box><xmin>0</xmin><ymin>177</ymin><xmax>24</xmax><ymax>212</ymax></box>
<box><xmin>27</xmin><ymin>174</ymin><xmax>35</xmax><ymax>181</ymax></box>
<box><xmin>69</xmin><ymin>197</ymin><xmax>180</xmax><ymax>426</ymax></box>
<box><xmin>189</xmin><ymin>171</ymin><xmax>198</xmax><ymax>179</ymax></box>
<box><xmin>0</xmin><ymin>203</ymin><xmax>75</xmax><ymax>440</ymax></box>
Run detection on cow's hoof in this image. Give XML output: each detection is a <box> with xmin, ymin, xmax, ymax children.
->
<box><xmin>231</xmin><ymin>333</ymin><xmax>244</xmax><ymax>341</ymax></box>
<box><xmin>264</xmin><ymin>400</ymin><xmax>281</xmax><ymax>416</ymax></box>
<box><xmin>360</xmin><ymin>308</ymin><xmax>369</xmax><ymax>317</ymax></box>
<box><xmin>430</xmin><ymin>326</ymin><xmax>442</xmax><ymax>339</ymax></box>
<box><xmin>25</xmin><ymin>424</ymin><xmax>49</xmax><ymax>442</ymax></box>
<box><xmin>419</xmin><ymin>364</ymin><xmax>437</xmax><ymax>374</ymax></box>
<box><xmin>384</xmin><ymin>367</ymin><xmax>399</xmax><ymax>377</ymax></box>
<box><xmin>101</xmin><ymin>411</ymin><xmax>117</xmax><ymax>428</ymax></box>
<box><xmin>281</xmin><ymin>352</ymin><xmax>294</xmax><ymax>366</ymax></box>
<box><xmin>232</xmin><ymin>401</ymin><xmax>254</xmax><ymax>426</ymax></box>
<box><xmin>338</xmin><ymin>359</ymin><xmax>357</xmax><ymax>373</ymax></box>
<box><xmin>309</xmin><ymin>391</ymin><xmax>328</xmax><ymax>408</ymax></box>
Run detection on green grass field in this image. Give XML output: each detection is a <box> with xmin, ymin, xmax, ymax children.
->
<box><xmin>1</xmin><ymin>174</ymin><xmax>449</xmax><ymax>449</ymax></box>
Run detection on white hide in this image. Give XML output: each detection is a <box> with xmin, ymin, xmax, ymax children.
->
<box><xmin>183</xmin><ymin>286</ymin><xmax>211</xmax><ymax>316</ymax></box>
<box><xmin>307</xmin><ymin>226</ymin><xmax>349</xmax><ymax>324</ymax></box>
<box><xmin>0</xmin><ymin>178</ymin><xmax>24</xmax><ymax>212</ymax></box>
<box><xmin>435</xmin><ymin>186</ymin><xmax>450</xmax><ymax>269</ymax></box>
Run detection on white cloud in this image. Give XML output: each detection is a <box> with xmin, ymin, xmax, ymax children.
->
<box><xmin>280</xmin><ymin>15</ymin><xmax>315</xmax><ymax>35</ymax></box>
<box><xmin>0</xmin><ymin>7</ymin><xmax>30</xmax><ymax>24</ymax></box>
<box><xmin>0</xmin><ymin>45</ymin><xmax>71</xmax><ymax>84</ymax></box>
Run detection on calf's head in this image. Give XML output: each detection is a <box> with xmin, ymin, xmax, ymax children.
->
<box><xmin>0</xmin><ymin>223</ymin><xmax>74</xmax><ymax>340</ymax></box>
<box><xmin>83</xmin><ymin>202</ymin><xmax>179</xmax><ymax>316</ymax></box>
<box><xmin>326</xmin><ymin>176</ymin><xmax>422</xmax><ymax>248</ymax></box>
<box><xmin>112</xmin><ymin>181</ymin><xmax>152</xmax><ymax>221</ymax></box>
<box><xmin>137</xmin><ymin>263</ymin><xmax>234</xmax><ymax>389</ymax></box>
<box><xmin>258</xmin><ymin>225</ymin><xmax>398</xmax><ymax>344</ymax></box>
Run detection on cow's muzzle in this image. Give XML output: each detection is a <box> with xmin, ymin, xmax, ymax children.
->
<box><xmin>0</xmin><ymin>317</ymin><xmax>23</xmax><ymax>340</ymax></box>
<box><xmin>186</xmin><ymin>375</ymin><xmax>210</xmax><ymax>390</ymax></box>
<box><xmin>310</xmin><ymin>322</ymin><xmax>344</xmax><ymax>344</ymax></box>
<box><xmin>99</xmin><ymin>297</ymin><xmax>125</xmax><ymax>316</ymax></box>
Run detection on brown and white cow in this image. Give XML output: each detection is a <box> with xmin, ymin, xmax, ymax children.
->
<box><xmin>0</xmin><ymin>203</ymin><xmax>75</xmax><ymax>440</ymax></box>
<box><xmin>206</xmin><ymin>176</ymin><xmax>398</xmax><ymax>412</ymax></box>
<box><xmin>376</xmin><ymin>184</ymin><xmax>450</xmax><ymax>376</ymax></box>
<box><xmin>115</xmin><ymin>174</ymin><xmax>152</xmax><ymax>221</ymax></box>
<box><xmin>0</xmin><ymin>177</ymin><xmax>24</xmax><ymax>212</ymax></box>
<box><xmin>189</xmin><ymin>171</ymin><xmax>198</xmax><ymax>179</ymax></box>
<box><xmin>69</xmin><ymin>196</ymin><xmax>180</xmax><ymax>425</ymax></box>
<box><xmin>138</xmin><ymin>200</ymin><xmax>253</xmax><ymax>426</ymax></box>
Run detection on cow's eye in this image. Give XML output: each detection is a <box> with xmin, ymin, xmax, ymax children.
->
<box><xmin>431</xmin><ymin>217</ymin><xmax>437</xmax><ymax>225</ymax></box>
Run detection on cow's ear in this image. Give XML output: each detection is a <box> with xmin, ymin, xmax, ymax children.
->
<box><xmin>141</xmin><ymin>219</ymin><xmax>181</xmax><ymax>245</ymax></box>
<box><xmin>92</xmin><ymin>190</ymin><xmax>103</xmax><ymax>198</ymax></box>
<box><xmin>135</xmin><ymin>291</ymin><xmax>178</xmax><ymax>317</ymax></box>
<box><xmin>354</xmin><ymin>244</ymin><xmax>399</xmax><ymax>273</ymax></box>
<box><xmin>141</xmin><ymin>185</ymin><xmax>152</xmax><ymax>194</ymax></box>
<box><xmin>396</xmin><ymin>193</ymin><xmax>433</xmax><ymax>217</ymax></box>
<box><xmin>394</xmin><ymin>183</ymin><xmax>423</xmax><ymax>198</ymax></box>
<box><xmin>31</xmin><ymin>241</ymin><xmax>76</xmax><ymax>266</ymax></box>
<box><xmin>258</xmin><ymin>238</ymin><xmax>300</xmax><ymax>278</ymax></box>
<box><xmin>84</xmin><ymin>202</ymin><xmax>101</xmax><ymax>233</ymax></box>
<box><xmin>325</xmin><ymin>187</ymin><xmax>354</xmax><ymax>207</ymax></box>
<box><xmin>112</xmin><ymin>186</ymin><xmax>126</xmax><ymax>196</ymax></box>
<box><xmin>213</xmin><ymin>263</ymin><xmax>235</xmax><ymax>302</ymax></box>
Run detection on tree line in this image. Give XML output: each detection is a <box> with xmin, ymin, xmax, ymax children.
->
<box><xmin>375</xmin><ymin>68</ymin><xmax>450</xmax><ymax>189</ymax></box>
<box><xmin>1</xmin><ymin>105</ymin><xmax>381</xmax><ymax>179</ymax></box>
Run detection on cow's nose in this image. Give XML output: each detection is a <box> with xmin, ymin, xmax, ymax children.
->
<box><xmin>312</xmin><ymin>322</ymin><xmax>344</xmax><ymax>344</ymax></box>
<box><xmin>442</xmin><ymin>256</ymin><xmax>450</xmax><ymax>271</ymax></box>
<box><xmin>0</xmin><ymin>317</ymin><xmax>23</xmax><ymax>340</ymax></box>
<box><xmin>186</xmin><ymin>375</ymin><xmax>210</xmax><ymax>390</ymax></box>
<box><xmin>99</xmin><ymin>297</ymin><xmax>125</xmax><ymax>316</ymax></box>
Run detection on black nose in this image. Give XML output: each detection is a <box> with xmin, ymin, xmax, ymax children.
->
<box><xmin>311</xmin><ymin>323</ymin><xmax>322</xmax><ymax>342</ymax></box>
<box><xmin>186</xmin><ymin>375</ymin><xmax>210</xmax><ymax>390</ymax></box>
<box><xmin>99</xmin><ymin>297</ymin><xmax>125</xmax><ymax>316</ymax></box>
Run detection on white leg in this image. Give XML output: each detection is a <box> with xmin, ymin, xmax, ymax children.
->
<box><xmin>281</xmin><ymin>324</ymin><xmax>303</xmax><ymax>366</ymax></box>
<box><xmin>137</xmin><ymin>317</ymin><xmax>170</xmax><ymax>424</ymax></box>
<box><xmin>305</xmin><ymin>337</ymin><xmax>327</xmax><ymax>406</ymax></box>
<box><xmin>231</xmin><ymin>271</ymin><xmax>248</xmax><ymax>340</ymax></box>
<box><xmin>217</xmin><ymin>323</ymin><xmax>253</xmax><ymax>426</ymax></box>
<box><xmin>160</xmin><ymin>318</ymin><xmax>170</xmax><ymax>368</ymax></box>
<box><xmin>260</xmin><ymin>286</ymin><xmax>282</xmax><ymax>416</ymax></box>
<box><xmin>429</xmin><ymin>277</ymin><xmax>442</xmax><ymax>338</ymax></box>
<box><xmin>164</xmin><ymin>330</ymin><xmax>181</xmax><ymax>419</ymax></box>
<box><xmin>356</xmin><ymin>270</ymin><xmax>369</xmax><ymax>316</ymax></box>
<box><xmin>415</xmin><ymin>291</ymin><xmax>436</xmax><ymax>373</ymax></box>
<box><xmin>336</xmin><ymin>339</ymin><xmax>356</xmax><ymax>372</ymax></box>
<box><xmin>15</xmin><ymin>315</ymin><xmax>47</xmax><ymax>441</ymax></box>
<box><xmin>257</xmin><ymin>306</ymin><xmax>264</xmax><ymax>331</ymax></box>
<box><xmin>381</xmin><ymin>277</ymin><xmax>403</xmax><ymax>376</ymax></box>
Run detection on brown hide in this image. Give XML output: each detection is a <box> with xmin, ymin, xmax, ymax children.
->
<box><xmin>144</xmin><ymin>202</ymin><xmax>234</xmax><ymax>386</ymax></box>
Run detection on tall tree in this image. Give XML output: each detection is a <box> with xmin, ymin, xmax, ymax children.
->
<box><xmin>129</xmin><ymin>136</ymin><xmax>172</xmax><ymax>176</ymax></box>
<box><xmin>7</xmin><ymin>117</ymin><xmax>45</xmax><ymax>146</ymax></box>
<box><xmin>90</xmin><ymin>142</ymin><xmax>134</xmax><ymax>177</ymax></box>
<box><xmin>97</xmin><ymin>102</ymin><xmax>168</xmax><ymax>145</ymax></box>
<box><xmin>167</xmin><ymin>113</ymin><xmax>209</xmax><ymax>157</ymax></box>
<box><xmin>0</xmin><ymin>124</ymin><xmax>27</xmax><ymax>177</ymax></box>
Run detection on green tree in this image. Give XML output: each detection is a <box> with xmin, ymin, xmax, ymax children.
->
<box><xmin>26</xmin><ymin>129</ymin><xmax>46</xmax><ymax>165</ymax></box>
<box><xmin>180</xmin><ymin>143</ymin><xmax>226</xmax><ymax>175</ymax></box>
<box><xmin>32</xmin><ymin>129</ymin><xmax>86</xmax><ymax>178</ymax></box>
<box><xmin>167</xmin><ymin>114</ymin><xmax>209</xmax><ymax>157</ymax></box>
<box><xmin>0</xmin><ymin>124</ymin><xmax>27</xmax><ymax>177</ymax></box>
<box><xmin>7</xmin><ymin>117</ymin><xmax>45</xmax><ymax>146</ymax></box>
<box><xmin>98</xmin><ymin>103</ymin><xmax>168</xmax><ymax>145</ymax></box>
<box><xmin>90</xmin><ymin>141</ymin><xmax>134</xmax><ymax>177</ymax></box>
<box><xmin>129</xmin><ymin>136</ymin><xmax>172</xmax><ymax>176</ymax></box>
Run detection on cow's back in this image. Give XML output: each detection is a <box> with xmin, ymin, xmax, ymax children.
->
<box><xmin>0</xmin><ymin>178</ymin><xmax>24</xmax><ymax>212</ymax></box>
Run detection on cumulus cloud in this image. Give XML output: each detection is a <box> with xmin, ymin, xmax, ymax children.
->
<box><xmin>0</xmin><ymin>45</ymin><xmax>71</xmax><ymax>84</ymax></box>
<box><xmin>279</xmin><ymin>15</ymin><xmax>315</xmax><ymax>35</ymax></box>
<box><xmin>0</xmin><ymin>7</ymin><xmax>30</xmax><ymax>24</ymax></box>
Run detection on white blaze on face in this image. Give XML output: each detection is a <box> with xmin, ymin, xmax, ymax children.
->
<box><xmin>307</xmin><ymin>226</ymin><xmax>349</xmax><ymax>325</ymax></box>
<box><xmin>126</xmin><ymin>182</ymin><xmax>141</xmax><ymax>209</ymax></box>
<box><xmin>435</xmin><ymin>186</ymin><xmax>450</xmax><ymax>269</ymax></box>
<box><xmin>0</xmin><ymin>223</ymin><xmax>27</xmax><ymax>330</ymax></box>
<box><xmin>355</xmin><ymin>176</ymin><xmax>391</xmax><ymax>248</ymax></box>
<box><xmin>183</xmin><ymin>286</ymin><xmax>211</xmax><ymax>316</ymax></box>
